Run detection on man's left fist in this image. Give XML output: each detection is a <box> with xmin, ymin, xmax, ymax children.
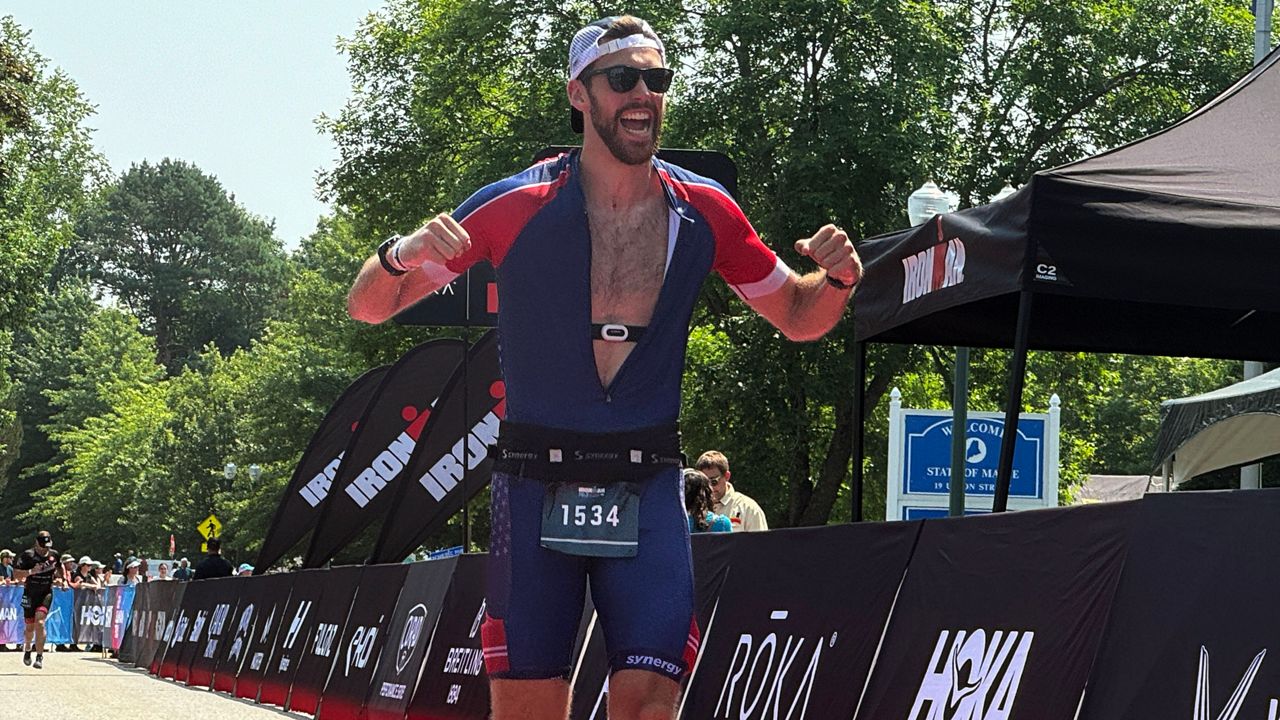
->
<box><xmin>795</xmin><ymin>224</ymin><xmax>862</xmax><ymax>286</ymax></box>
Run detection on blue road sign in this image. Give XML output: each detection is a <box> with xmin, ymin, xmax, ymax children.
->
<box><xmin>903</xmin><ymin>413</ymin><xmax>1046</xmax><ymax>499</ymax></box>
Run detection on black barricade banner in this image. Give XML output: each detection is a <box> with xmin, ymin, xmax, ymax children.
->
<box><xmin>372</xmin><ymin>331</ymin><xmax>503</xmax><ymax>564</ymax></box>
<box><xmin>855</xmin><ymin>503</ymin><xmax>1136</xmax><ymax>720</ymax></box>
<box><xmin>305</xmin><ymin>340</ymin><xmax>468</xmax><ymax>568</ymax></box>
<box><xmin>287</xmin><ymin>565</ymin><xmax>365</xmax><ymax>715</ymax></box>
<box><xmin>232</xmin><ymin>572</ymin><xmax>297</xmax><ymax>701</ymax></box>
<box><xmin>171</xmin><ymin>578</ymin><xmax>232</xmax><ymax>684</ymax></box>
<box><xmin>259</xmin><ymin>568</ymin><xmax>332</xmax><ymax>707</ymax></box>
<box><xmin>317</xmin><ymin>563</ymin><xmax>410</xmax><ymax>719</ymax></box>
<box><xmin>258</xmin><ymin>366</ymin><xmax>390</xmax><ymax>573</ymax></box>
<box><xmin>186</xmin><ymin>578</ymin><xmax>243</xmax><ymax>688</ymax></box>
<box><xmin>1080</xmin><ymin>490</ymin><xmax>1280</xmax><ymax>720</ymax></box>
<box><xmin>155</xmin><ymin>581</ymin><xmax>204</xmax><ymax>678</ymax></box>
<box><xmin>365</xmin><ymin>557</ymin><xmax>461</xmax><ymax>720</ymax></box>
<box><xmin>407</xmin><ymin>555</ymin><xmax>492</xmax><ymax>719</ymax></box>
<box><xmin>570</xmin><ymin>533</ymin><xmax>735</xmax><ymax>719</ymax></box>
<box><xmin>682</xmin><ymin>522</ymin><xmax>922</xmax><ymax>720</ymax></box>
<box><xmin>212</xmin><ymin>574</ymin><xmax>285</xmax><ymax>694</ymax></box>
<box><xmin>74</xmin><ymin>586</ymin><xmax>113</xmax><ymax>645</ymax></box>
<box><xmin>137</xmin><ymin>581</ymin><xmax>185</xmax><ymax>672</ymax></box>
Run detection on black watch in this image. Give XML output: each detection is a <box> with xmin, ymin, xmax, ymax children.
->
<box><xmin>825</xmin><ymin>272</ymin><xmax>855</xmax><ymax>291</ymax></box>
<box><xmin>377</xmin><ymin>235</ymin><xmax>407</xmax><ymax>276</ymax></box>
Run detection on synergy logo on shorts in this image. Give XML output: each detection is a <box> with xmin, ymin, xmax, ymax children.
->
<box><xmin>907</xmin><ymin>629</ymin><xmax>1034</xmax><ymax>720</ymax></box>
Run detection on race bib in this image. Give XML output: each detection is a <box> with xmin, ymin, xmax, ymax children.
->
<box><xmin>540</xmin><ymin>481</ymin><xmax>640</xmax><ymax>558</ymax></box>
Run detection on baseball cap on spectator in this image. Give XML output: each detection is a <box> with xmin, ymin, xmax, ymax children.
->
<box><xmin>0</xmin><ymin>549</ymin><xmax>12</xmax><ymax>558</ymax></box>
<box><xmin>93</xmin><ymin>561</ymin><xmax>104</xmax><ymax>568</ymax></box>
<box><xmin>60</xmin><ymin>553</ymin><xmax>74</xmax><ymax>563</ymax></box>
<box><xmin>126</xmin><ymin>559</ymin><xmax>141</xmax><ymax>570</ymax></box>
<box><xmin>566</xmin><ymin>16</ymin><xmax>666</xmax><ymax>133</ymax></box>
<box><xmin>78</xmin><ymin>556</ymin><xmax>92</xmax><ymax>565</ymax></box>
<box><xmin>238</xmin><ymin>563</ymin><xmax>254</xmax><ymax>573</ymax></box>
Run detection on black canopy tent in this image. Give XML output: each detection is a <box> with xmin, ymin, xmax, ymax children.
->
<box><xmin>851</xmin><ymin>44</ymin><xmax>1280</xmax><ymax>516</ymax></box>
<box><xmin>1152</xmin><ymin>368</ymin><xmax>1280</xmax><ymax>486</ymax></box>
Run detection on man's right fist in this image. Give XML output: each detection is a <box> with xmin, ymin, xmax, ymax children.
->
<box><xmin>397</xmin><ymin>212</ymin><xmax>471</xmax><ymax>268</ymax></box>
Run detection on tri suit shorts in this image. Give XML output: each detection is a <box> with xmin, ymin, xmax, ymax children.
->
<box><xmin>482</xmin><ymin>464</ymin><xmax>700</xmax><ymax>683</ymax></box>
<box><xmin>21</xmin><ymin>590</ymin><xmax>52</xmax><ymax>623</ymax></box>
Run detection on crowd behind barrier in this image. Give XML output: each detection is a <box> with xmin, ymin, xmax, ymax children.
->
<box><xmin>6</xmin><ymin>489</ymin><xmax>1280</xmax><ymax>719</ymax></box>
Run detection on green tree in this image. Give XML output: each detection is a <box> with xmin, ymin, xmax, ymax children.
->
<box><xmin>0</xmin><ymin>283</ymin><xmax>97</xmax><ymax>544</ymax></box>
<box><xmin>0</xmin><ymin>17</ymin><xmax>106</xmax><ymax>332</ymax></box>
<box><xmin>24</xmin><ymin>308</ymin><xmax>165</xmax><ymax>551</ymax></box>
<box><xmin>74</xmin><ymin>158</ymin><xmax>289</xmax><ymax>372</ymax></box>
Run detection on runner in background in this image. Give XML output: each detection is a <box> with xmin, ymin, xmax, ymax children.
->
<box><xmin>13</xmin><ymin>530</ymin><xmax>65</xmax><ymax>669</ymax></box>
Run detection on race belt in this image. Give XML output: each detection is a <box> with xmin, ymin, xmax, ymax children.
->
<box><xmin>493</xmin><ymin>420</ymin><xmax>684</xmax><ymax>482</ymax></box>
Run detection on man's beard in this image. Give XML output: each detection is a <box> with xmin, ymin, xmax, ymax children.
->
<box><xmin>588</xmin><ymin>92</ymin><xmax>662</xmax><ymax>165</ymax></box>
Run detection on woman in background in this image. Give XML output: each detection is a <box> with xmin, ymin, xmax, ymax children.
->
<box><xmin>683</xmin><ymin>468</ymin><xmax>732</xmax><ymax>533</ymax></box>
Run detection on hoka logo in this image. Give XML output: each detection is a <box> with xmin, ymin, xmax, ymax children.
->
<box><xmin>907</xmin><ymin>629</ymin><xmax>1034</xmax><ymax>720</ymax></box>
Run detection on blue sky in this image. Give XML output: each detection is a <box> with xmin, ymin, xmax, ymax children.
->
<box><xmin>10</xmin><ymin>2</ymin><xmax>384</xmax><ymax>250</ymax></box>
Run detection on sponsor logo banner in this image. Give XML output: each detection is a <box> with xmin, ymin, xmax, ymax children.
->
<box><xmin>856</xmin><ymin>502</ymin><xmax>1134</xmax><ymax>720</ymax></box>
<box><xmin>1081</xmin><ymin>490</ymin><xmax>1280</xmax><ymax>719</ymax></box>
<box><xmin>304</xmin><ymin>340</ymin><xmax>468</xmax><ymax>568</ymax></box>
<box><xmin>372</xmin><ymin>330</ymin><xmax>504</xmax><ymax>564</ymax></box>
<box><xmin>407</xmin><ymin>555</ymin><xmax>492</xmax><ymax>719</ymax></box>
<box><xmin>257</xmin><ymin>366</ymin><xmax>389</xmax><ymax>573</ymax></box>
<box><xmin>285</xmin><ymin>565</ymin><xmax>365</xmax><ymax>716</ymax></box>
<box><xmin>366</xmin><ymin>557</ymin><xmax>461</xmax><ymax>720</ymax></box>
<box><xmin>315</xmin><ymin>563</ymin><xmax>408</xmax><ymax>720</ymax></box>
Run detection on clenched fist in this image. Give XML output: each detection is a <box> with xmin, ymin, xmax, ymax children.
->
<box><xmin>397</xmin><ymin>213</ymin><xmax>472</xmax><ymax>269</ymax></box>
<box><xmin>795</xmin><ymin>224</ymin><xmax>862</xmax><ymax>286</ymax></box>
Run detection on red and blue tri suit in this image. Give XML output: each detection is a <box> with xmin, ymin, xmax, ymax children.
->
<box><xmin>425</xmin><ymin>150</ymin><xmax>789</xmax><ymax>681</ymax></box>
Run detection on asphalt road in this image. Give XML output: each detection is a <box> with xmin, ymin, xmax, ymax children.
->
<box><xmin>0</xmin><ymin>652</ymin><xmax>303</xmax><ymax>719</ymax></box>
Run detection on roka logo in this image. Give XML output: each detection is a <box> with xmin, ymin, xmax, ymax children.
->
<box><xmin>345</xmin><ymin>618</ymin><xmax>382</xmax><ymax>677</ymax></box>
<box><xmin>907</xmin><ymin>629</ymin><xmax>1034</xmax><ymax>720</ymax></box>
<box><xmin>396</xmin><ymin>604</ymin><xmax>429</xmax><ymax>675</ymax></box>
<box><xmin>1193</xmin><ymin>646</ymin><xmax>1276</xmax><ymax>720</ymax></box>
<box><xmin>713</xmin><ymin>609</ymin><xmax>831</xmax><ymax>719</ymax></box>
<box><xmin>902</xmin><ymin>217</ymin><xmax>966</xmax><ymax>305</ymax></box>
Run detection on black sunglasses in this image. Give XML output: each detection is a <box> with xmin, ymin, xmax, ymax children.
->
<box><xmin>583</xmin><ymin>65</ymin><xmax>675</xmax><ymax>94</ymax></box>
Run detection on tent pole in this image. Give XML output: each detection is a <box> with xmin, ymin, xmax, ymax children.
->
<box><xmin>851</xmin><ymin>341</ymin><xmax>867</xmax><ymax>523</ymax></box>
<box><xmin>994</xmin><ymin>291</ymin><xmax>1034</xmax><ymax>512</ymax></box>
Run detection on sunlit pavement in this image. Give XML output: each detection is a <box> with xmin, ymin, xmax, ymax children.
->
<box><xmin>0</xmin><ymin>652</ymin><xmax>303</xmax><ymax>719</ymax></box>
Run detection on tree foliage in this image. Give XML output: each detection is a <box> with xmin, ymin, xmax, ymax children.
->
<box><xmin>74</xmin><ymin>158</ymin><xmax>290</xmax><ymax>372</ymax></box>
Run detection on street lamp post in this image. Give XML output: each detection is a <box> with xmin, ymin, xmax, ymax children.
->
<box><xmin>908</xmin><ymin>182</ymin><xmax>967</xmax><ymax>517</ymax></box>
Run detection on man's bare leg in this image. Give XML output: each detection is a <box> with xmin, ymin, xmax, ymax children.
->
<box><xmin>23</xmin><ymin>622</ymin><xmax>35</xmax><ymax>661</ymax></box>
<box><xmin>491</xmin><ymin>678</ymin><xmax>571</xmax><ymax>720</ymax></box>
<box><xmin>607</xmin><ymin>670</ymin><xmax>682</xmax><ymax>720</ymax></box>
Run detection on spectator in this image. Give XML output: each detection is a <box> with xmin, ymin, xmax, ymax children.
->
<box><xmin>173</xmin><ymin>558</ymin><xmax>193</xmax><ymax>581</ymax></box>
<box><xmin>155</xmin><ymin>563</ymin><xmax>173</xmax><ymax>581</ymax></box>
<box><xmin>118</xmin><ymin>559</ymin><xmax>143</xmax><ymax>586</ymax></box>
<box><xmin>59</xmin><ymin>554</ymin><xmax>79</xmax><ymax>588</ymax></box>
<box><xmin>75</xmin><ymin>557</ymin><xmax>98</xmax><ymax>589</ymax></box>
<box><xmin>683</xmin><ymin>469</ymin><xmax>732</xmax><ymax>533</ymax></box>
<box><xmin>138</xmin><ymin>557</ymin><xmax>150</xmax><ymax>583</ymax></box>
<box><xmin>236</xmin><ymin>563</ymin><xmax>254</xmax><ymax>577</ymax></box>
<box><xmin>696</xmin><ymin>450</ymin><xmax>769</xmax><ymax>532</ymax></box>
<box><xmin>100</xmin><ymin>566</ymin><xmax>114</xmax><ymax>587</ymax></box>
<box><xmin>112</xmin><ymin>553</ymin><xmax>123</xmax><ymax>574</ymax></box>
<box><xmin>0</xmin><ymin>549</ymin><xmax>13</xmax><ymax>584</ymax></box>
<box><xmin>192</xmin><ymin>538</ymin><xmax>234</xmax><ymax>580</ymax></box>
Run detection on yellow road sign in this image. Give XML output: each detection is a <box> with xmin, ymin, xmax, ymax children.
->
<box><xmin>197</xmin><ymin>514</ymin><xmax>222</xmax><ymax>539</ymax></box>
